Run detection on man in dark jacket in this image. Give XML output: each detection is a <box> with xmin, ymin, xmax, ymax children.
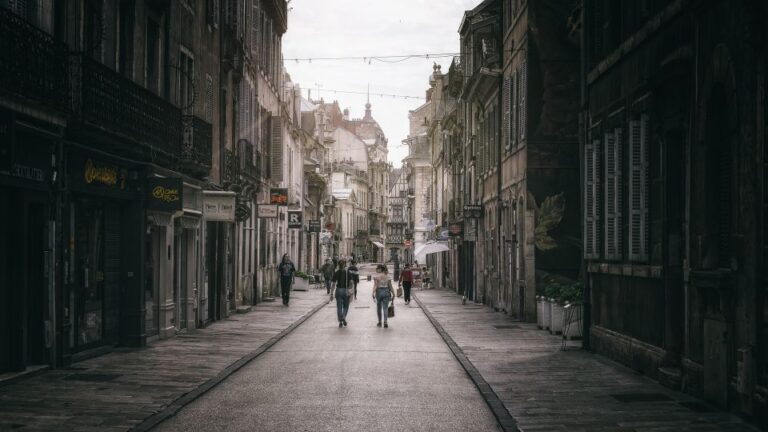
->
<box><xmin>321</xmin><ymin>258</ymin><xmax>335</xmax><ymax>297</ymax></box>
<box><xmin>277</xmin><ymin>254</ymin><xmax>296</xmax><ymax>306</ymax></box>
<box><xmin>348</xmin><ymin>260</ymin><xmax>360</xmax><ymax>300</ymax></box>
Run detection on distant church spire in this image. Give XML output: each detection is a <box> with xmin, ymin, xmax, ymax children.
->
<box><xmin>364</xmin><ymin>83</ymin><xmax>373</xmax><ymax>121</ymax></box>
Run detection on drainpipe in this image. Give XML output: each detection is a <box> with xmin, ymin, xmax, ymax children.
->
<box><xmin>580</xmin><ymin>0</ymin><xmax>591</xmax><ymax>350</ymax></box>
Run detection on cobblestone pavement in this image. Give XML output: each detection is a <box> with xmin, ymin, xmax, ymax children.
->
<box><xmin>0</xmin><ymin>288</ymin><xmax>329</xmax><ymax>432</ymax></box>
<box><xmin>414</xmin><ymin>289</ymin><xmax>761</xmax><ymax>432</ymax></box>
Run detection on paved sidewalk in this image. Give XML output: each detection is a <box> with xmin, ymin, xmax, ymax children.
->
<box><xmin>414</xmin><ymin>289</ymin><xmax>760</xmax><ymax>432</ymax></box>
<box><xmin>0</xmin><ymin>289</ymin><xmax>329</xmax><ymax>432</ymax></box>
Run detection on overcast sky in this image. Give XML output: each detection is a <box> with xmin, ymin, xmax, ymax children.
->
<box><xmin>282</xmin><ymin>0</ymin><xmax>481</xmax><ymax>167</ymax></box>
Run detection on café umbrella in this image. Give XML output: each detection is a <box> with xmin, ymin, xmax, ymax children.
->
<box><xmin>414</xmin><ymin>241</ymin><xmax>451</xmax><ymax>261</ymax></box>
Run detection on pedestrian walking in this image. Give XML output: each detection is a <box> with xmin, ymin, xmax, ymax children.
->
<box><xmin>348</xmin><ymin>260</ymin><xmax>360</xmax><ymax>300</ymax></box>
<box><xmin>277</xmin><ymin>254</ymin><xmax>296</xmax><ymax>306</ymax></box>
<box><xmin>398</xmin><ymin>263</ymin><xmax>414</xmax><ymax>305</ymax></box>
<box><xmin>372</xmin><ymin>264</ymin><xmax>395</xmax><ymax>328</ymax></box>
<box><xmin>332</xmin><ymin>259</ymin><xmax>351</xmax><ymax>327</ymax></box>
<box><xmin>321</xmin><ymin>258</ymin><xmax>335</xmax><ymax>297</ymax></box>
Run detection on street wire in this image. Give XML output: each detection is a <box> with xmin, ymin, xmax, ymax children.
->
<box><xmin>304</xmin><ymin>87</ymin><xmax>425</xmax><ymax>100</ymax></box>
<box><xmin>285</xmin><ymin>52</ymin><xmax>460</xmax><ymax>63</ymax></box>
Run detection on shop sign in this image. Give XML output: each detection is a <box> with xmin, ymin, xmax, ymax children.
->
<box><xmin>203</xmin><ymin>191</ymin><xmax>236</xmax><ymax>222</ymax></box>
<box><xmin>287</xmin><ymin>211</ymin><xmax>303</xmax><ymax>229</ymax></box>
<box><xmin>325</xmin><ymin>222</ymin><xmax>335</xmax><ymax>231</ymax></box>
<box><xmin>404</xmin><ymin>240</ymin><xmax>412</xmax><ymax>248</ymax></box>
<box><xmin>85</xmin><ymin>158</ymin><xmax>120</xmax><ymax>187</ymax></box>
<box><xmin>463</xmin><ymin>204</ymin><xmax>483</xmax><ymax>218</ymax></box>
<box><xmin>308</xmin><ymin>220</ymin><xmax>321</xmax><ymax>233</ymax></box>
<box><xmin>258</xmin><ymin>205</ymin><xmax>278</xmax><ymax>218</ymax></box>
<box><xmin>448</xmin><ymin>223</ymin><xmax>463</xmax><ymax>237</ymax></box>
<box><xmin>146</xmin><ymin>177</ymin><xmax>183</xmax><ymax>212</ymax></box>
<box><xmin>235</xmin><ymin>203</ymin><xmax>251</xmax><ymax>222</ymax></box>
<box><xmin>270</xmin><ymin>188</ymin><xmax>288</xmax><ymax>205</ymax></box>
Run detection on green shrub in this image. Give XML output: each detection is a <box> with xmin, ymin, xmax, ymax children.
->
<box><xmin>559</xmin><ymin>282</ymin><xmax>583</xmax><ymax>304</ymax></box>
<box><xmin>295</xmin><ymin>271</ymin><xmax>308</xmax><ymax>279</ymax></box>
<box><xmin>544</xmin><ymin>283</ymin><xmax>561</xmax><ymax>299</ymax></box>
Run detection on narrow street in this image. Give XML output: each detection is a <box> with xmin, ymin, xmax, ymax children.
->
<box><xmin>153</xmin><ymin>265</ymin><xmax>500</xmax><ymax>432</ymax></box>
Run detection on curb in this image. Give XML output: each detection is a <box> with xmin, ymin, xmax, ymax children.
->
<box><xmin>414</xmin><ymin>293</ymin><xmax>520</xmax><ymax>432</ymax></box>
<box><xmin>131</xmin><ymin>296</ymin><xmax>331</xmax><ymax>432</ymax></box>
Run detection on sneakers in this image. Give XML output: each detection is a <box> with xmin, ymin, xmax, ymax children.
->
<box><xmin>384</xmin><ymin>322</ymin><xmax>388</xmax><ymax>328</ymax></box>
<box><xmin>377</xmin><ymin>322</ymin><xmax>382</xmax><ymax>327</ymax></box>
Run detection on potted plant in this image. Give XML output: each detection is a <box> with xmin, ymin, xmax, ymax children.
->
<box><xmin>543</xmin><ymin>283</ymin><xmax>561</xmax><ymax>331</ymax></box>
<box><xmin>547</xmin><ymin>283</ymin><xmax>565</xmax><ymax>335</ymax></box>
<box><xmin>536</xmin><ymin>295</ymin><xmax>545</xmax><ymax>329</ymax></box>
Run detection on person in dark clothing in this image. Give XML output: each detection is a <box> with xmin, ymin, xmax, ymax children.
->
<box><xmin>398</xmin><ymin>263</ymin><xmax>414</xmax><ymax>305</ymax></box>
<box><xmin>321</xmin><ymin>258</ymin><xmax>335</xmax><ymax>297</ymax></box>
<box><xmin>332</xmin><ymin>259</ymin><xmax>351</xmax><ymax>327</ymax></box>
<box><xmin>277</xmin><ymin>254</ymin><xmax>296</xmax><ymax>306</ymax></box>
<box><xmin>348</xmin><ymin>260</ymin><xmax>360</xmax><ymax>300</ymax></box>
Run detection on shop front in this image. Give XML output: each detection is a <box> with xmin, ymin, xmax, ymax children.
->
<box><xmin>0</xmin><ymin>110</ymin><xmax>57</xmax><ymax>373</ymax></box>
<box><xmin>63</xmin><ymin>151</ymin><xmax>144</xmax><ymax>363</ymax></box>
<box><xmin>202</xmin><ymin>191</ymin><xmax>236</xmax><ymax>324</ymax></box>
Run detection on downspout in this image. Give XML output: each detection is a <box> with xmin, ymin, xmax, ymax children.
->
<box><xmin>580</xmin><ymin>0</ymin><xmax>591</xmax><ymax>350</ymax></box>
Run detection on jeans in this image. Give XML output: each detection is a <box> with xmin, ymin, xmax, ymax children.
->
<box><xmin>335</xmin><ymin>287</ymin><xmax>350</xmax><ymax>322</ymax></box>
<box><xmin>376</xmin><ymin>289</ymin><xmax>391</xmax><ymax>323</ymax></box>
<box><xmin>280</xmin><ymin>277</ymin><xmax>292</xmax><ymax>305</ymax></box>
<box><xmin>324</xmin><ymin>277</ymin><xmax>332</xmax><ymax>294</ymax></box>
<box><xmin>402</xmin><ymin>281</ymin><xmax>412</xmax><ymax>302</ymax></box>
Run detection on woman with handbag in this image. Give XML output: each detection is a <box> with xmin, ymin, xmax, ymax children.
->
<box><xmin>332</xmin><ymin>259</ymin><xmax>351</xmax><ymax>328</ymax></box>
<box><xmin>372</xmin><ymin>264</ymin><xmax>395</xmax><ymax>328</ymax></box>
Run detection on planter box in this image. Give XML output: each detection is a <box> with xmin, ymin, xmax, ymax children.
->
<box><xmin>541</xmin><ymin>297</ymin><xmax>551</xmax><ymax>330</ymax></box>
<box><xmin>536</xmin><ymin>296</ymin><xmax>545</xmax><ymax>329</ymax></box>
<box><xmin>549</xmin><ymin>299</ymin><xmax>564</xmax><ymax>335</ymax></box>
<box><xmin>562</xmin><ymin>303</ymin><xmax>583</xmax><ymax>340</ymax></box>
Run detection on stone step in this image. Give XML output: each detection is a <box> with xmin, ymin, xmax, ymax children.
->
<box><xmin>236</xmin><ymin>306</ymin><xmax>252</xmax><ymax>314</ymax></box>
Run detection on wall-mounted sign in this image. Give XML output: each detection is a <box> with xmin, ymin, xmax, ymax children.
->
<box><xmin>235</xmin><ymin>203</ymin><xmax>251</xmax><ymax>222</ymax></box>
<box><xmin>404</xmin><ymin>240</ymin><xmax>412</xmax><ymax>248</ymax></box>
<box><xmin>257</xmin><ymin>204</ymin><xmax>278</xmax><ymax>218</ymax></box>
<box><xmin>308</xmin><ymin>220</ymin><xmax>321</xmax><ymax>233</ymax></box>
<box><xmin>146</xmin><ymin>177</ymin><xmax>183</xmax><ymax>212</ymax></box>
<box><xmin>287</xmin><ymin>211</ymin><xmax>303</xmax><ymax>229</ymax></box>
<box><xmin>270</xmin><ymin>188</ymin><xmax>288</xmax><ymax>205</ymax></box>
<box><xmin>448</xmin><ymin>223</ymin><xmax>463</xmax><ymax>237</ymax></box>
<box><xmin>463</xmin><ymin>204</ymin><xmax>483</xmax><ymax>219</ymax></box>
<box><xmin>203</xmin><ymin>191</ymin><xmax>236</xmax><ymax>222</ymax></box>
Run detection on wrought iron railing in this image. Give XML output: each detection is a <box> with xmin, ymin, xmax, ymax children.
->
<box><xmin>222</xmin><ymin>148</ymin><xmax>240</xmax><ymax>184</ymax></box>
<box><xmin>386</xmin><ymin>235</ymin><xmax>404</xmax><ymax>244</ymax></box>
<box><xmin>181</xmin><ymin>115</ymin><xmax>212</xmax><ymax>178</ymax></box>
<box><xmin>356</xmin><ymin>230</ymin><xmax>368</xmax><ymax>238</ymax></box>
<box><xmin>0</xmin><ymin>7</ymin><xmax>69</xmax><ymax>113</ymax></box>
<box><xmin>70</xmin><ymin>54</ymin><xmax>182</xmax><ymax>161</ymax></box>
<box><xmin>369</xmin><ymin>228</ymin><xmax>381</xmax><ymax>236</ymax></box>
<box><xmin>238</xmin><ymin>139</ymin><xmax>260</xmax><ymax>179</ymax></box>
<box><xmin>388</xmin><ymin>217</ymin><xmax>407</xmax><ymax>224</ymax></box>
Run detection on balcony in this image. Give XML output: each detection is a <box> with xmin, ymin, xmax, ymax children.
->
<box><xmin>369</xmin><ymin>228</ymin><xmax>381</xmax><ymax>236</ymax></box>
<box><xmin>70</xmin><ymin>54</ymin><xmax>181</xmax><ymax>163</ymax></box>
<box><xmin>386</xmin><ymin>235</ymin><xmax>404</xmax><ymax>245</ymax></box>
<box><xmin>222</xmin><ymin>148</ymin><xmax>240</xmax><ymax>185</ymax></box>
<box><xmin>356</xmin><ymin>230</ymin><xmax>368</xmax><ymax>238</ymax></box>
<box><xmin>0</xmin><ymin>7</ymin><xmax>69</xmax><ymax>114</ymax></box>
<box><xmin>388</xmin><ymin>217</ymin><xmax>406</xmax><ymax>224</ymax></box>
<box><xmin>181</xmin><ymin>115</ymin><xmax>212</xmax><ymax>178</ymax></box>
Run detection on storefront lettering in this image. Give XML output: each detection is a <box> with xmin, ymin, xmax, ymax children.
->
<box><xmin>152</xmin><ymin>186</ymin><xmax>180</xmax><ymax>202</ymax></box>
<box><xmin>10</xmin><ymin>164</ymin><xmax>45</xmax><ymax>182</ymax></box>
<box><xmin>84</xmin><ymin>159</ymin><xmax>118</xmax><ymax>186</ymax></box>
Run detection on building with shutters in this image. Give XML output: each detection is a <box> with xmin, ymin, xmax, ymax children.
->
<box><xmin>581</xmin><ymin>0</ymin><xmax>768</xmax><ymax>425</ymax></box>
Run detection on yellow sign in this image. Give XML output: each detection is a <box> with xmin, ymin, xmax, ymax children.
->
<box><xmin>152</xmin><ymin>186</ymin><xmax>180</xmax><ymax>202</ymax></box>
<box><xmin>84</xmin><ymin>159</ymin><xmax>118</xmax><ymax>186</ymax></box>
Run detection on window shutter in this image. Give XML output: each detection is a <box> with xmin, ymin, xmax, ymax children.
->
<box><xmin>271</xmin><ymin>115</ymin><xmax>283</xmax><ymax>182</ymax></box>
<box><xmin>520</xmin><ymin>61</ymin><xmax>527</xmax><ymax>140</ymax></box>
<box><xmin>604</xmin><ymin>129</ymin><xmax>623</xmax><ymax>260</ymax></box>
<box><xmin>251</xmin><ymin>1</ymin><xmax>259</xmax><ymax>55</ymax></box>
<box><xmin>511</xmin><ymin>72</ymin><xmax>517</xmax><ymax>146</ymax></box>
<box><xmin>503</xmin><ymin>77</ymin><xmax>511</xmax><ymax>150</ymax></box>
<box><xmin>585</xmin><ymin>138</ymin><xmax>601</xmax><ymax>259</ymax></box>
<box><xmin>629</xmin><ymin>116</ymin><xmax>649</xmax><ymax>261</ymax></box>
<box><xmin>205</xmin><ymin>75</ymin><xmax>213</xmax><ymax>122</ymax></box>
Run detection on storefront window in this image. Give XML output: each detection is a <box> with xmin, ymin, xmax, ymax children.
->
<box><xmin>74</xmin><ymin>199</ymin><xmax>104</xmax><ymax>348</ymax></box>
<box><xmin>145</xmin><ymin>228</ymin><xmax>159</xmax><ymax>337</ymax></box>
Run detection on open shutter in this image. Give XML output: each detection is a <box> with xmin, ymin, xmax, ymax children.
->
<box><xmin>503</xmin><ymin>77</ymin><xmax>510</xmax><ymax>150</ymax></box>
<box><xmin>510</xmin><ymin>73</ymin><xmax>517</xmax><ymax>147</ymax></box>
<box><xmin>628</xmin><ymin>116</ymin><xmax>649</xmax><ymax>261</ymax></box>
<box><xmin>585</xmin><ymin>138</ymin><xmax>601</xmax><ymax>259</ymax></box>
<box><xmin>604</xmin><ymin>129</ymin><xmax>623</xmax><ymax>260</ymax></box>
<box><xmin>271</xmin><ymin>115</ymin><xmax>283</xmax><ymax>182</ymax></box>
<box><xmin>520</xmin><ymin>61</ymin><xmax>527</xmax><ymax>140</ymax></box>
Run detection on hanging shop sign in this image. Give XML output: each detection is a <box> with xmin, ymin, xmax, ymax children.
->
<box><xmin>203</xmin><ymin>191</ymin><xmax>236</xmax><ymax>222</ymax></box>
<box><xmin>270</xmin><ymin>188</ymin><xmax>289</xmax><ymax>205</ymax></box>
<box><xmin>308</xmin><ymin>220</ymin><xmax>321</xmax><ymax>233</ymax></box>
<box><xmin>404</xmin><ymin>240</ymin><xmax>412</xmax><ymax>248</ymax></box>
<box><xmin>448</xmin><ymin>223</ymin><xmax>463</xmax><ymax>237</ymax></box>
<box><xmin>463</xmin><ymin>204</ymin><xmax>483</xmax><ymax>219</ymax></box>
<box><xmin>257</xmin><ymin>204</ymin><xmax>278</xmax><ymax>218</ymax></box>
<box><xmin>146</xmin><ymin>177</ymin><xmax>183</xmax><ymax>212</ymax></box>
<box><xmin>235</xmin><ymin>203</ymin><xmax>251</xmax><ymax>222</ymax></box>
<box><xmin>287</xmin><ymin>211</ymin><xmax>303</xmax><ymax>229</ymax></box>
